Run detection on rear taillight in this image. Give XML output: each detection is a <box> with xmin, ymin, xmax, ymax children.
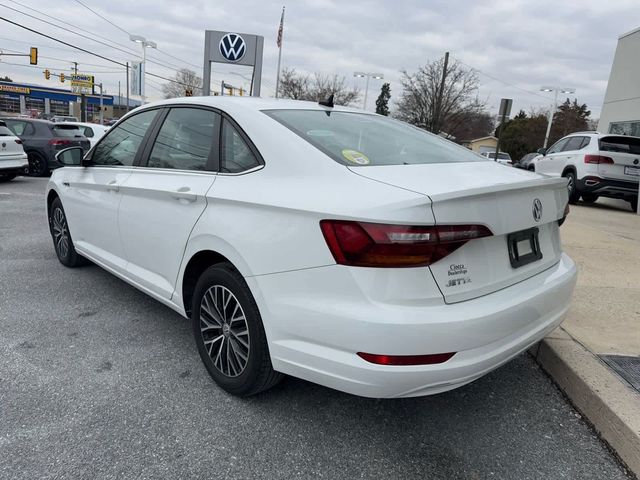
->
<box><xmin>319</xmin><ymin>220</ymin><xmax>492</xmax><ymax>268</ymax></box>
<box><xmin>357</xmin><ymin>351</ymin><xmax>456</xmax><ymax>365</ymax></box>
<box><xmin>14</xmin><ymin>139</ymin><xmax>22</xmax><ymax>145</ymax></box>
<box><xmin>48</xmin><ymin>139</ymin><xmax>72</xmax><ymax>146</ymax></box>
<box><xmin>584</xmin><ymin>154</ymin><xmax>614</xmax><ymax>164</ymax></box>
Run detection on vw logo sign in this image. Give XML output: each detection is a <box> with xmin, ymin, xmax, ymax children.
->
<box><xmin>532</xmin><ymin>198</ymin><xmax>543</xmax><ymax>222</ymax></box>
<box><xmin>219</xmin><ymin>33</ymin><xmax>246</xmax><ymax>62</ymax></box>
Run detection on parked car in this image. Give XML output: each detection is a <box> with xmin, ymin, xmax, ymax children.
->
<box><xmin>63</xmin><ymin>122</ymin><xmax>110</xmax><ymax>148</ymax></box>
<box><xmin>535</xmin><ymin>132</ymin><xmax>640</xmax><ymax>211</ymax></box>
<box><xmin>514</xmin><ymin>152</ymin><xmax>541</xmax><ymax>171</ymax></box>
<box><xmin>51</xmin><ymin>115</ymin><xmax>79</xmax><ymax>123</ymax></box>
<box><xmin>46</xmin><ymin>97</ymin><xmax>577</xmax><ymax>398</ymax></box>
<box><xmin>1</xmin><ymin>118</ymin><xmax>91</xmax><ymax>176</ymax></box>
<box><xmin>481</xmin><ymin>151</ymin><xmax>513</xmax><ymax>165</ymax></box>
<box><xmin>105</xmin><ymin>118</ymin><xmax>120</xmax><ymax>127</ymax></box>
<box><xmin>0</xmin><ymin>120</ymin><xmax>28</xmax><ymax>181</ymax></box>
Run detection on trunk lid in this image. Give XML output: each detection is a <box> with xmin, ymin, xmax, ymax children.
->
<box><xmin>597</xmin><ymin>135</ymin><xmax>640</xmax><ymax>182</ymax></box>
<box><xmin>349</xmin><ymin>162</ymin><xmax>568</xmax><ymax>303</ymax></box>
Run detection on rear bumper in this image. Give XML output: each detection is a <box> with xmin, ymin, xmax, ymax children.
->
<box><xmin>577</xmin><ymin>176</ymin><xmax>639</xmax><ymax>199</ymax></box>
<box><xmin>0</xmin><ymin>153</ymin><xmax>28</xmax><ymax>175</ymax></box>
<box><xmin>248</xmin><ymin>253</ymin><xmax>577</xmax><ymax>398</ymax></box>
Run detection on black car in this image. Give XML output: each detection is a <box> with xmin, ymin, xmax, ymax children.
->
<box><xmin>514</xmin><ymin>152</ymin><xmax>540</xmax><ymax>171</ymax></box>
<box><xmin>0</xmin><ymin>118</ymin><xmax>90</xmax><ymax>176</ymax></box>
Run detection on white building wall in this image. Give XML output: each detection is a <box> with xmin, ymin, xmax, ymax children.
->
<box><xmin>598</xmin><ymin>27</ymin><xmax>640</xmax><ymax>135</ymax></box>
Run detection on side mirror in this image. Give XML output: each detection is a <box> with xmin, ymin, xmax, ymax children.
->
<box><xmin>55</xmin><ymin>146</ymin><xmax>84</xmax><ymax>166</ymax></box>
<box><xmin>536</xmin><ymin>147</ymin><xmax>547</xmax><ymax>155</ymax></box>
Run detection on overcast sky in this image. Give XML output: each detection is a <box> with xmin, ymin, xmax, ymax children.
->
<box><xmin>1</xmin><ymin>0</ymin><xmax>639</xmax><ymax>118</ymax></box>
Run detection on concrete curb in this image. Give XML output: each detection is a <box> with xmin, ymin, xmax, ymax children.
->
<box><xmin>530</xmin><ymin>327</ymin><xmax>640</xmax><ymax>478</ymax></box>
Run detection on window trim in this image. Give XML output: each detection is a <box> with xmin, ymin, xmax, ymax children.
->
<box><xmin>138</xmin><ymin>105</ymin><xmax>221</xmax><ymax>173</ymax></box>
<box><xmin>85</xmin><ymin>107</ymin><xmax>164</xmax><ymax>168</ymax></box>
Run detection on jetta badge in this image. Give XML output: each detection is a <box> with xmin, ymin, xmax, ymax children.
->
<box><xmin>532</xmin><ymin>198</ymin><xmax>543</xmax><ymax>222</ymax></box>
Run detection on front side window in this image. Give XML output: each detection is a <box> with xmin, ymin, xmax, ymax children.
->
<box><xmin>147</xmin><ymin>108</ymin><xmax>220</xmax><ymax>171</ymax></box>
<box><xmin>91</xmin><ymin>109</ymin><xmax>158</xmax><ymax>166</ymax></box>
<box><xmin>547</xmin><ymin>138</ymin><xmax>569</xmax><ymax>155</ymax></box>
<box><xmin>221</xmin><ymin>119</ymin><xmax>261</xmax><ymax>173</ymax></box>
<box><xmin>264</xmin><ymin>109</ymin><xmax>487</xmax><ymax>166</ymax></box>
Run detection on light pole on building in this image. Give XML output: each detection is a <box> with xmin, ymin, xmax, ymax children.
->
<box><xmin>129</xmin><ymin>35</ymin><xmax>157</xmax><ymax>105</ymax></box>
<box><xmin>540</xmin><ymin>86</ymin><xmax>576</xmax><ymax>148</ymax></box>
<box><xmin>354</xmin><ymin>72</ymin><xmax>384</xmax><ymax>110</ymax></box>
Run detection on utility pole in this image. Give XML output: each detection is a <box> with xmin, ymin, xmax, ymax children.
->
<box><xmin>98</xmin><ymin>83</ymin><xmax>104</xmax><ymax>125</ymax></box>
<box><xmin>435</xmin><ymin>51</ymin><xmax>449</xmax><ymax>133</ymax></box>
<box><xmin>126</xmin><ymin>61</ymin><xmax>130</xmax><ymax>113</ymax></box>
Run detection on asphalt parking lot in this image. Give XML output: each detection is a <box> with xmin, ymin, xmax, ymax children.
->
<box><xmin>0</xmin><ymin>177</ymin><xmax>633</xmax><ymax>480</ymax></box>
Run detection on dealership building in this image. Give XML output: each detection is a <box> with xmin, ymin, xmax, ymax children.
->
<box><xmin>0</xmin><ymin>81</ymin><xmax>114</xmax><ymax>120</ymax></box>
<box><xmin>598</xmin><ymin>27</ymin><xmax>640</xmax><ymax>135</ymax></box>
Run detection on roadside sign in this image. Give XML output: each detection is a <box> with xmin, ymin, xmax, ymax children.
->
<box><xmin>130</xmin><ymin>62</ymin><xmax>144</xmax><ymax>97</ymax></box>
<box><xmin>71</xmin><ymin>74</ymin><xmax>94</xmax><ymax>94</ymax></box>
<box><xmin>498</xmin><ymin>98</ymin><xmax>513</xmax><ymax>118</ymax></box>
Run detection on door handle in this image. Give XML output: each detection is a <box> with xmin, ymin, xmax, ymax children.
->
<box><xmin>106</xmin><ymin>180</ymin><xmax>119</xmax><ymax>192</ymax></box>
<box><xmin>170</xmin><ymin>187</ymin><xmax>197</xmax><ymax>202</ymax></box>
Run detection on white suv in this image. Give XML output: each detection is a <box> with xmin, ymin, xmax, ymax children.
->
<box><xmin>535</xmin><ymin>132</ymin><xmax>640</xmax><ymax>211</ymax></box>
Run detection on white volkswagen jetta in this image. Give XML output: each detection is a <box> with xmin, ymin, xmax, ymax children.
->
<box><xmin>46</xmin><ymin>97</ymin><xmax>577</xmax><ymax>398</ymax></box>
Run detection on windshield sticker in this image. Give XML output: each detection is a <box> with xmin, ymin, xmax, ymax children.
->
<box><xmin>342</xmin><ymin>149</ymin><xmax>370</xmax><ymax>165</ymax></box>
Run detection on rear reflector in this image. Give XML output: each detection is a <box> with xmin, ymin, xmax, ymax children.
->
<box><xmin>584</xmin><ymin>154</ymin><xmax>614</xmax><ymax>164</ymax></box>
<box><xmin>357</xmin><ymin>352</ymin><xmax>456</xmax><ymax>366</ymax></box>
<box><xmin>320</xmin><ymin>220</ymin><xmax>492</xmax><ymax>268</ymax></box>
<box><xmin>48</xmin><ymin>139</ymin><xmax>72</xmax><ymax>146</ymax></box>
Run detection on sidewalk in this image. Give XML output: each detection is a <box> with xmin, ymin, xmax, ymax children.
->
<box><xmin>532</xmin><ymin>197</ymin><xmax>640</xmax><ymax>477</ymax></box>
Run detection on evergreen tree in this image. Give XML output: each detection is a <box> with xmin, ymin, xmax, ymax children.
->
<box><xmin>375</xmin><ymin>83</ymin><xmax>391</xmax><ymax>116</ymax></box>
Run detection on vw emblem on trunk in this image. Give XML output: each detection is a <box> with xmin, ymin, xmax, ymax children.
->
<box><xmin>532</xmin><ymin>198</ymin><xmax>543</xmax><ymax>222</ymax></box>
<box><xmin>219</xmin><ymin>33</ymin><xmax>246</xmax><ymax>62</ymax></box>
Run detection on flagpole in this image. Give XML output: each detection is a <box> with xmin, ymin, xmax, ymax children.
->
<box><xmin>275</xmin><ymin>6</ymin><xmax>285</xmax><ymax>98</ymax></box>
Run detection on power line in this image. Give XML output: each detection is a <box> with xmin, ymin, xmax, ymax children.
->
<box><xmin>0</xmin><ymin>60</ymin><xmax>122</xmax><ymax>74</ymax></box>
<box><xmin>72</xmin><ymin>0</ymin><xmax>131</xmax><ymax>36</ymax></box>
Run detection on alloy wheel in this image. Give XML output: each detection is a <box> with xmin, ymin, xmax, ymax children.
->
<box><xmin>199</xmin><ymin>285</ymin><xmax>250</xmax><ymax>377</ymax></box>
<box><xmin>566</xmin><ymin>175</ymin><xmax>574</xmax><ymax>194</ymax></box>
<box><xmin>52</xmin><ymin>207</ymin><xmax>69</xmax><ymax>259</ymax></box>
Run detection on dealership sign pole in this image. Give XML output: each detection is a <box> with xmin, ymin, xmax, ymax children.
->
<box><xmin>202</xmin><ymin>31</ymin><xmax>264</xmax><ymax>96</ymax></box>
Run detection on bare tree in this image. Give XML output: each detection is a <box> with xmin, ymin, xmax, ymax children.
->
<box><xmin>162</xmin><ymin>68</ymin><xmax>203</xmax><ymax>98</ymax></box>
<box><xmin>395</xmin><ymin>56</ymin><xmax>485</xmax><ymax>135</ymax></box>
<box><xmin>277</xmin><ymin>67</ymin><xmax>360</xmax><ymax>106</ymax></box>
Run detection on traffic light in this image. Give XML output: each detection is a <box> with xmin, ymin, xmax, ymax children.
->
<box><xmin>60</xmin><ymin>73</ymin><xmax>65</xmax><ymax>83</ymax></box>
<box><xmin>29</xmin><ymin>47</ymin><xmax>37</xmax><ymax>65</ymax></box>
<box><xmin>185</xmin><ymin>89</ymin><xmax>193</xmax><ymax>96</ymax></box>
<box><xmin>44</xmin><ymin>69</ymin><xmax>50</xmax><ymax>80</ymax></box>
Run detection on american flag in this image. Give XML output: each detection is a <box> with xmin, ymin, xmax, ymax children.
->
<box><xmin>276</xmin><ymin>7</ymin><xmax>285</xmax><ymax>48</ymax></box>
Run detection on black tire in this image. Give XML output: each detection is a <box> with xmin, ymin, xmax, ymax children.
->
<box><xmin>0</xmin><ymin>174</ymin><xmax>16</xmax><ymax>182</ymax></box>
<box><xmin>630</xmin><ymin>197</ymin><xmax>638</xmax><ymax>213</ymax></box>
<box><xmin>49</xmin><ymin>198</ymin><xmax>87</xmax><ymax>267</ymax></box>
<box><xmin>27</xmin><ymin>151</ymin><xmax>47</xmax><ymax>177</ymax></box>
<box><xmin>581</xmin><ymin>193</ymin><xmax>599</xmax><ymax>204</ymax></box>
<box><xmin>564</xmin><ymin>171</ymin><xmax>580</xmax><ymax>205</ymax></box>
<box><xmin>192</xmin><ymin>262</ymin><xmax>282</xmax><ymax>396</ymax></box>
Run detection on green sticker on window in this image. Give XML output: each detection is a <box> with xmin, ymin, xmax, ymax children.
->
<box><xmin>342</xmin><ymin>149</ymin><xmax>370</xmax><ymax>165</ymax></box>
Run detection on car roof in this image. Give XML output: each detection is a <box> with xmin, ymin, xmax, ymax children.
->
<box><xmin>137</xmin><ymin>96</ymin><xmax>367</xmax><ymax>116</ymax></box>
<box><xmin>0</xmin><ymin>117</ymin><xmax>53</xmax><ymax>125</ymax></box>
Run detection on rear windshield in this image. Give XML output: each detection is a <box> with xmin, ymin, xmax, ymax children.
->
<box><xmin>0</xmin><ymin>126</ymin><xmax>14</xmax><ymax>136</ymax></box>
<box><xmin>52</xmin><ymin>125</ymin><xmax>82</xmax><ymax>138</ymax></box>
<box><xmin>263</xmin><ymin>110</ymin><xmax>486</xmax><ymax>166</ymax></box>
<box><xmin>487</xmin><ymin>152</ymin><xmax>511</xmax><ymax>160</ymax></box>
<box><xmin>599</xmin><ymin>136</ymin><xmax>640</xmax><ymax>155</ymax></box>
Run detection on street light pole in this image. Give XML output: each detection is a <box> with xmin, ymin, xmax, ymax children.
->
<box><xmin>541</xmin><ymin>86</ymin><xmax>576</xmax><ymax>148</ymax></box>
<box><xmin>354</xmin><ymin>72</ymin><xmax>384</xmax><ymax>111</ymax></box>
<box><xmin>129</xmin><ymin>35</ymin><xmax>157</xmax><ymax>105</ymax></box>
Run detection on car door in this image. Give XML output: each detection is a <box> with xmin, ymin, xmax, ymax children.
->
<box><xmin>536</xmin><ymin>138</ymin><xmax>569</xmax><ymax>176</ymax></box>
<box><xmin>117</xmin><ymin>106</ymin><xmax>221</xmax><ymax>299</ymax></box>
<box><xmin>558</xmin><ymin>136</ymin><xmax>589</xmax><ymax>172</ymax></box>
<box><xmin>60</xmin><ymin>109</ymin><xmax>160</xmax><ymax>273</ymax></box>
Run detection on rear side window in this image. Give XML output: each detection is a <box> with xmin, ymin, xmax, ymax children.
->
<box><xmin>599</xmin><ymin>136</ymin><xmax>640</xmax><ymax>154</ymax></box>
<box><xmin>562</xmin><ymin>136</ymin><xmax>589</xmax><ymax>152</ymax></box>
<box><xmin>264</xmin><ymin>109</ymin><xmax>486</xmax><ymax>166</ymax></box>
<box><xmin>220</xmin><ymin>119</ymin><xmax>261</xmax><ymax>173</ymax></box>
<box><xmin>91</xmin><ymin>109</ymin><xmax>158</xmax><ymax>167</ymax></box>
<box><xmin>147</xmin><ymin>108</ymin><xmax>220</xmax><ymax>171</ymax></box>
<box><xmin>52</xmin><ymin>125</ymin><xmax>82</xmax><ymax>138</ymax></box>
